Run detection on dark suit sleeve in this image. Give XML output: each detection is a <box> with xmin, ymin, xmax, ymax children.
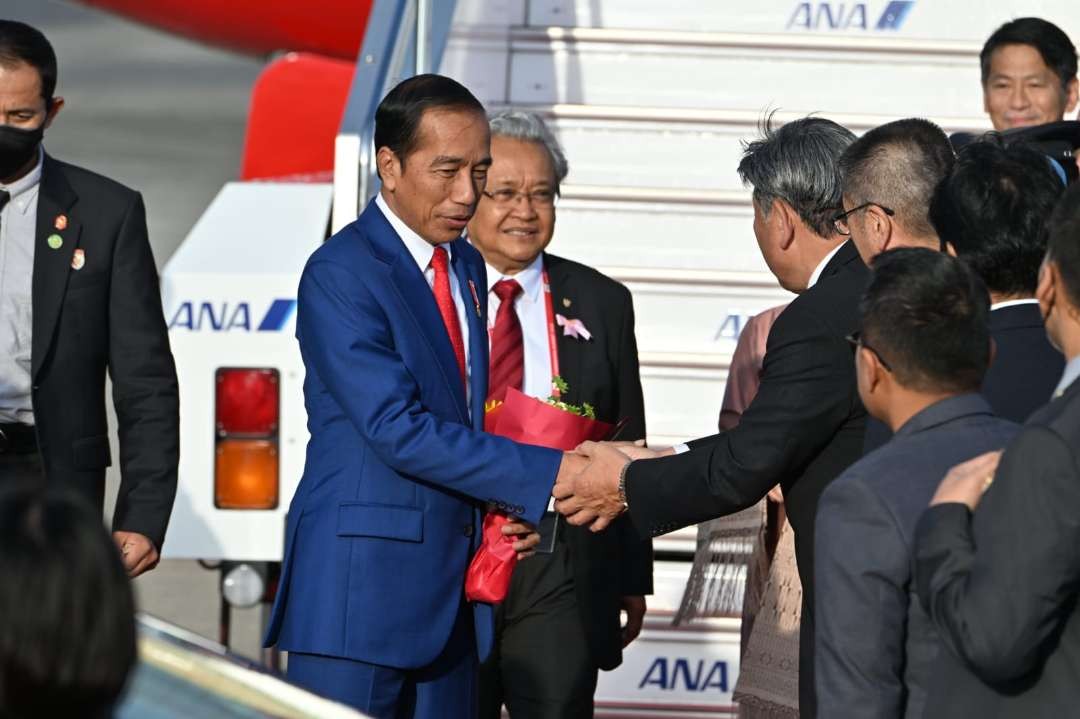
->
<box><xmin>914</xmin><ymin>426</ymin><xmax>1080</xmax><ymax>685</ymax></box>
<box><xmin>625</xmin><ymin>302</ymin><xmax>856</xmax><ymax>536</ymax></box>
<box><xmin>107</xmin><ymin>192</ymin><xmax>180</xmax><ymax>549</ymax></box>
<box><xmin>815</xmin><ymin>477</ymin><xmax>908</xmax><ymax>718</ymax></box>
<box><xmin>610</xmin><ymin>288</ymin><xmax>652</xmax><ymax>596</ymax></box>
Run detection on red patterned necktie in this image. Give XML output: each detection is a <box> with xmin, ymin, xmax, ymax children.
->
<box><xmin>430</xmin><ymin>246</ymin><xmax>467</xmax><ymax>389</ymax></box>
<box><xmin>488</xmin><ymin>279</ymin><xmax>524</xmax><ymax>403</ymax></box>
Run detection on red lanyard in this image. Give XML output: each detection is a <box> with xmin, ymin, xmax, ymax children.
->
<box><xmin>488</xmin><ymin>268</ymin><xmax>561</xmax><ymax>398</ymax></box>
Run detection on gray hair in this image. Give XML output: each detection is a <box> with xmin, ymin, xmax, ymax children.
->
<box><xmin>488</xmin><ymin>110</ymin><xmax>569</xmax><ymax>192</ymax></box>
<box><xmin>738</xmin><ymin>114</ymin><xmax>856</xmax><ymax>237</ymax></box>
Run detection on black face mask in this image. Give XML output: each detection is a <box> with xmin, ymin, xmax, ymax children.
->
<box><xmin>0</xmin><ymin>123</ymin><xmax>45</xmax><ymax>180</ymax></box>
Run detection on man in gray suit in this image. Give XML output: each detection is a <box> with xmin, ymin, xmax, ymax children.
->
<box><xmin>814</xmin><ymin>248</ymin><xmax>1018</xmax><ymax>718</ymax></box>
<box><xmin>915</xmin><ymin>181</ymin><xmax>1080</xmax><ymax>717</ymax></box>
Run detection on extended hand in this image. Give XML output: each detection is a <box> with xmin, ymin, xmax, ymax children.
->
<box><xmin>930</xmin><ymin>450</ymin><xmax>1003</xmax><ymax>510</ymax></box>
<box><xmin>587</xmin><ymin>440</ymin><xmax>674</xmax><ymax>461</ymax></box>
<box><xmin>552</xmin><ymin>441</ymin><xmax>630</xmax><ymax>532</ymax></box>
<box><xmin>502</xmin><ymin>519</ymin><xmax>541</xmax><ymax>560</ymax></box>
<box><xmin>621</xmin><ymin>595</ymin><xmax>647</xmax><ymax>647</ymax></box>
<box><xmin>113</xmin><ymin>531</ymin><xmax>159</xmax><ymax>578</ymax></box>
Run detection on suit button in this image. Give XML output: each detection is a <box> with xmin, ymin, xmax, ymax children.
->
<box><xmin>463</xmin><ymin>525</ymin><xmax>474</xmax><ymax>537</ymax></box>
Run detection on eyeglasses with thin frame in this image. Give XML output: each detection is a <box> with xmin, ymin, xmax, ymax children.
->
<box><xmin>481</xmin><ymin>188</ymin><xmax>557</xmax><ymax>208</ymax></box>
<box><xmin>845</xmin><ymin>331</ymin><xmax>892</xmax><ymax>372</ymax></box>
<box><xmin>832</xmin><ymin>202</ymin><xmax>895</xmax><ymax>236</ymax></box>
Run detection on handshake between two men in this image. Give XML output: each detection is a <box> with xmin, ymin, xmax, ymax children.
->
<box><xmin>507</xmin><ymin>441</ymin><xmax>666</xmax><ymax>555</ymax></box>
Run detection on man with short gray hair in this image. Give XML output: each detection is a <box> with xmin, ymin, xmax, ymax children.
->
<box><xmin>837</xmin><ymin>118</ymin><xmax>955</xmax><ymax>264</ymax></box>
<box><xmin>468</xmin><ymin>110</ymin><xmax>652</xmax><ymax>718</ymax></box>
<box><xmin>552</xmin><ymin>116</ymin><xmax>868</xmax><ymax>718</ymax></box>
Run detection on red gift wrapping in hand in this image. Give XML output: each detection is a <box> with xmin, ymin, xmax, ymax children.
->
<box><xmin>465</xmin><ymin>387</ymin><xmax>612</xmax><ymax>603</ymax></box>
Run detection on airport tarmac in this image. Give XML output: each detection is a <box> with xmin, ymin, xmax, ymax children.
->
<box><xmin>6</xmin><ymin>0</ymin><xmax>268</xmax><ymax>660</ymax></box>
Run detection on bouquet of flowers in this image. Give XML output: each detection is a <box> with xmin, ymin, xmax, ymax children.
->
<box><xmin>465</xmin><ymin>378</ymin><xmax>613</xmax><ymax>603</ymax></box>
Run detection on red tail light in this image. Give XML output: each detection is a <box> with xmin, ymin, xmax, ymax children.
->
<box><xmin>215</xmin><ymin>368</ymin><xmax>280</xmax><ymax>509</ymax></box>
<box><xmin>216</xmin><ymin>368</ymin><xmax>279</xmax><ymax>435</ymax></box>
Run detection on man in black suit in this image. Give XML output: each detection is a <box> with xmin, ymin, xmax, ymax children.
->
<box><xmin>468</xmin><ymin>111</ymin><xmax>652</xmax><ymax>718</ymax></box>
<box><xmin>814</xmin><ymin>248</ymin><xmax>1018</xmax><ymax>718</ymax></box>
<box><xmin>914</xmin><ymin>182</ymin><xmax>1080</xmax><ymax>717</ymax></box>
<box><xmin>834</xmin><ymin>118</ymin><xmax>957</xmax><ymax>452</ymax></box>
<box><xmin>0</xmin><ymin>22</ymin><xmax>178</xmax><ymax>576</ymax></box>
<box><xmin>931</xmin><ymin>138</ymin><xmax>1065</xmax><ymax>421</ymax></box>
<box><xmin>554</xmin><ymin>116</ymin><xmax>861</xmax><ymax>718</ymax></box>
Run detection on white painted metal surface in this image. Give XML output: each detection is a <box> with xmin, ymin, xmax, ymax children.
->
<box><xmin>161</xmin><ymin>183</ymin><xmax>331</xmax><ymax>559</ymax></box>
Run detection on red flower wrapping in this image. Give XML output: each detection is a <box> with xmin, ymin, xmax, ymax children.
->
<box><xmin>465</xmin><ymin>388</ymin><xmax>613</xmax><ymax>603</ymax></box>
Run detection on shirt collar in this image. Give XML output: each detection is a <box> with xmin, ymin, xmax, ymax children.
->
<box><xmin>894</xmin><ymin>393</ymin><xmax>994</xmax><ymax>438</ymax></box>
<box><xmin>376</xmin><ymin>192</ymin><xmax>451</xmax><ymax>272</ymax></box>
<box><xmin>807</xmin><ymin>242</ymin><xmax>845</xmax><ymax>289</ymax></box>
<box><xmin>1053</xmin><ymin>355</ymin><xmax>1080</xmax><ymax>398</ymax></box>
<box><xmin>486</xmin><ymin>253</ymin><xmax>544</xmax><ymax>303</ymax></box>
<box><xmin>0</xmin><ymin>145</ymin><xmax>43</xmax><ymax>215</ymax></box>
<box><xmin>991</xmin><ymin>298</ymin><xmax>1040</xmax><ymax>311</ymax></box>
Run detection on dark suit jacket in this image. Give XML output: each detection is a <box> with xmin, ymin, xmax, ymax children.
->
<box><xmin>982</xmin><ymin>302</ymin><xmax>1063</xmax><ymax>422</ymax></box>
<box><xmin>31</xmin><ymin>155</ymin><xmax>178</xmax><ymax>549</ymax></box>
<box><xmin>862</xmin><ymin>302</ymin><xmax>1064</xmax><ymax>452</ymax></box>
<box><xmin>540</xmin><ymin>253</ymin><xmax>653</xmax><ymax>671</ymax></box>
<box><xmin>815</xmin><ymin>395</ymin><xmax>1018</xmax><ymax>719</ymax></box>
<box><xmin>915</xmin><ymin>372</ymin><xmax>1080</xmax><ymax>718</ymax></box>
<box><xmin>624</xmin><ymin>240</ymin><xmax>869</xmax><ymax>717</ymax></box>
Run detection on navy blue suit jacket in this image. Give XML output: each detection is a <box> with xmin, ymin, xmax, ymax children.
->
<box><xmin>264</xmin><ymin>200</ymin><xmax>562</xmax><ymax>669</ymax></box>
<box><xmin>815</xmin><ymin>395</ymin><xmax>1018</xmax><ymax>718</ymax></box>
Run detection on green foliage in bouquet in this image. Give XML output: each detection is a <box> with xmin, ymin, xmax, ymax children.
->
<box><xmin>547</xmin><ymin>376</ymin><xmax>596</xmax><ymax>419</ymax></box>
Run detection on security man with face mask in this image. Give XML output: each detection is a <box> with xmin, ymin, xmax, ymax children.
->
<box><xmin>0</xmin><ymin>20</ymin><xmax>178</xmax><ymax>578</ymax></box>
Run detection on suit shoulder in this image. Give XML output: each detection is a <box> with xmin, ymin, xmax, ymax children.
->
<box><xmin>546</xmin><ymin>253</ymin><xmax>632</xmax><ymax>305</ymax></box>
<box><xmin>305</xmin><ymin>222</ymin><xmax>374</xmax><ymax>273</ymax></box>
<box><xmin>49</xmin><ymin>158</ymin><xmax>140</xmax><ymax>206</ymax></box>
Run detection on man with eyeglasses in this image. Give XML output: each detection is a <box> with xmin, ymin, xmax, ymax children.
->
<box><xmin>466</xmin><ymin>110</ymin><xmax>652</xmax><ymax>719</ymax></box>
<box><xmin>835</xmin><ymin>118</ymin><xmax>955</xmax><ymax>265</ymax></box>
<box><xmin>814</xmin><ymin>248</ymin><xmax>1017</xmax><ymax>719</ymax></box>
<box><xmin>836</xmin><ymin>117</ymin><xmax>956</xmax><ymax>451</ymax></box>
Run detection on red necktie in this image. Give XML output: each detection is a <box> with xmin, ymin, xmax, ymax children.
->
<box><xmin>430</xmin><ymin>246</ymin><xmax>467</xmax><ymax>389</ymax></box>
<box><xmin>488</xmin><ymin>279</ymin><xmax>524</xmax><ymax>403</ymax></box>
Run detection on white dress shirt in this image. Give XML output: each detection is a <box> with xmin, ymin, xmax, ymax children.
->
<box><xmin>376</xmin><ymin>193</ymin><xmax>471</xmax><ymax>403</ymax></box>
<box><xmin>0</xmin><ymin>149</ymin><xmax>43</xmax><ymax>424</ymax></box>
<box><xmin>486</xmin><ymin>254</ymin><xmax>553</xmax><ymax>400</ymax></box>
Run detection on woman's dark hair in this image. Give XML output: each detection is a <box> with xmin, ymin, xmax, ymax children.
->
<box><xmin>0</xmin><ymin>485</ymin><xmax>136</xmax><ymax>719</ymax></box>
<box><xmin>373</xmin><ymin>73</ymin><xmax>485</xmax><ymax>172</ymax></box>
<box><xmin>861</xmin><ymin>248</ymin><xmax>991</xmax><ymax>394</ymax></box>
<box><xmin>930</xmin><ymin>136</ymin><xmax>1064</xmax><ymax>297</ymax></box>
<box><xmin>0</xmin><ymin>20</ymin><xmax>57</xmax><ymax>102</ymax></box>
<box><xmin>980</xmin><ymin>17</ymin><xmax>1078</xmax><ymax>92</ymax></box>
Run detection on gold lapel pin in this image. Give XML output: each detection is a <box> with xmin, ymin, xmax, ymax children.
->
<box><xmin>562</xmin><ymin>298</ymin><xmax>572</xmax><ymax>308</ymax></box>
<box><xmin>54</xmin><ymin>214</ymin><xmax>68</xmax><ymax>231</ymax></box>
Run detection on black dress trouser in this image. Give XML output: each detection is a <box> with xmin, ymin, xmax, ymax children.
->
<box><xmin>478</xmin><ymin>539</ymin><xmax>598</xmax><ymax>719</ymax></box>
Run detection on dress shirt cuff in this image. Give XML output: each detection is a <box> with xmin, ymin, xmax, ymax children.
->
<box><xmin>672</xmin><ymin>443</ymin><xmax>690</xmax><ymax>455</ymax></box>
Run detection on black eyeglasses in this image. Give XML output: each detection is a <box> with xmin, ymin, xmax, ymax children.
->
<box><xmin>832</xmin><ymin>202</ymin><xmax>895</xmax><ymax>236</ymax></box>
<box><xmin>845</xmin><ymin>331</ymin><xmax>892</xmax><ymax>372</ymax></box>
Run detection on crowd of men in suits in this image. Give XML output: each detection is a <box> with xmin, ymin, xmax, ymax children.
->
<box><xmin>556</xmin><ymin>15</ymin><xmax>1080</xmax><ymax>719</ymax></box>
<box><xmin>3</xmin><ymin>10</ymin><xmax>1080</xmax><ymax>719</ymax></box>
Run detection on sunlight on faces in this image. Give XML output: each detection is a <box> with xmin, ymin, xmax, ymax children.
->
<box><xmin>983</xmin><ymin>44</ymin><xmax>1079</xmax><ymax>130</ymax></box>
<box><xmin>378</xmin><ymin>107</ymin><xmax>491</xmax><ymax>245</ymax></box>
<box><xmin>467</xmin><ymin>136</ymin><xmax>556</xmax><ymax>273</ymax></box>
<box><xmin>0</xmin><ymin>60</ymin><xmax>62</xmax><ymax>129</ymax></box>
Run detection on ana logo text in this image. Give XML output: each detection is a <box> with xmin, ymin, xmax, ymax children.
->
<box><xmin>787</xmin><ymin>1</ymin><xmax>915</xmax><ymax>31</ymax></box>
<box><xmin>169</xmin><ymin>299</ymin><xmax>297</xmax><ymax>332</ymax></box>
<box><xmin>638</xmin><ymin>657</ymin><xmax>730</xmax><ymax>693</ymax></box>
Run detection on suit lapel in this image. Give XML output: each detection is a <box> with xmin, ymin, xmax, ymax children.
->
<box><xmin>364</xmin><ymin>202</ymin><xmax>468</xmax><ymax>421</ymax></box>
<box><xmin>32</xmin><ymin>156</ymin><xmax>81</xmax><ymax>379</ymax></box>
<box><xmin>451</xmin><ymin>239</ymin><xmax>488</xmax><ymax>426</ymax></box>
<box><xmin>545</xmin><ymin>254</ymin><xmax>584</xmax><ymax>406</ymax></box>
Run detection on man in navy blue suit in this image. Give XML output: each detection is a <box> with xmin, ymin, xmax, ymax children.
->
<box><xmin>263</xmin><ymin>75</ymin><xmax>586</xmax><ymax>718</ymax></box>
